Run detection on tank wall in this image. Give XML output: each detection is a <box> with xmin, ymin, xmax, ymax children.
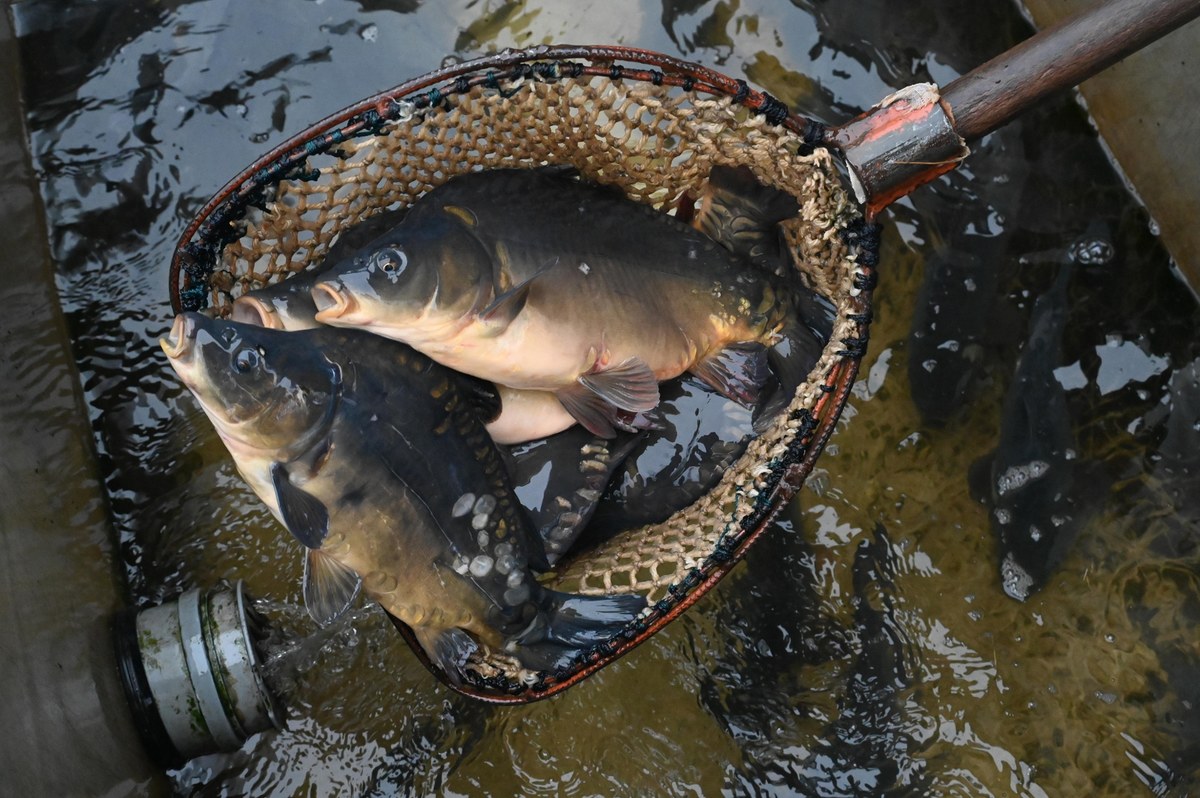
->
<box><xmin>0</xmin><ymin>7</ymin><xmax>163</xmax><ymax>794</ymax></box>
<box><xmin>1018</xmin><ymin>0</ymin><xmax>1200</xmax><ymax>291</ymax></box>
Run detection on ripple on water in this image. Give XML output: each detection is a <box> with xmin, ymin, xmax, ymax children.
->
<box><xmin>13</xmin><ymin>0</ymin><xmax>1200</xmax><ymax>794</ymax></box>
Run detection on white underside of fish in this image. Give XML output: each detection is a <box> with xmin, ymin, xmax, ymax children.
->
<box><xmin>393</xmin><ymin>303</ymin><xmax>707</xmax><ymax>392</ymax></box>
<box><xmin>487</xmin><ymin>388</ymin><xmax>576</xmax><ymax>444</ymax></box>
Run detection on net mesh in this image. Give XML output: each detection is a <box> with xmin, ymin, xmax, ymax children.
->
<box><xmin>178</xmin><ymin>60</ymin><xmax>873</xmax><ymax>695</ymax></box>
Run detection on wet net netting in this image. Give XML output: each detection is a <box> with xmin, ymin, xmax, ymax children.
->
<box><xmin>172</xmin><ymin>49</ymin><xmax>879</xmax><ymax>699</ymax></box>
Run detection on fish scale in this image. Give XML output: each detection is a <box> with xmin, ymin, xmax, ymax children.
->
<box><xmin>463</xmin><ymin>181</ymin><xmax>780</xmax><ymax>338</ymax></box>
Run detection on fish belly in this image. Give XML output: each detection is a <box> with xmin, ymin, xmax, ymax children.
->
<box><xmin>325</xmin><ymin>500</ymin><xmax>501</xmax><ymax>646</ymax></box>
<box><xmin>440</xmin><ymin>297</ymin><xmax>714</xmax><ymax>390</ymax></box>
<box><xmin>487</xmin><ymin>388</ymin><xmax>575</xmax><ymax>444</ymax></box>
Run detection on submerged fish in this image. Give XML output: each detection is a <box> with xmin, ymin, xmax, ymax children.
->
<box><xmin>968</xmin><ymin>265</ymin><xmax>1104</xmax><ymax>600</ymax></box>
<box><xmin>1145</xmin><ymin>356</ymin><xmax>1200</xmax><ymax>531</ymax></box>
<box><xmin>907</xmin><ymin>247</ymin><xmax>1002</xmax><ymax>426</ymax></box>
<box><xmin>586</xmin><ymin>374</ymin><xmax>755</xmax><ymax>539</ymax></box>
<box><xmin>798</xmin><ymin>524</ymin><xmax>914</xmax><ymax>793</ymax></box>
<box><xmin>161</xmin><ymin>313</ymin><xmax>646</xmax><ymax>679</ymax></box>
<box><xmin>311</xmin><ymin>166</ymin><xmax>830</xmax><ymax>437</ymax></box>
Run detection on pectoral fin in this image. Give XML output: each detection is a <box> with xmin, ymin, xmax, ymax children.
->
<box><xmin>578</xmin><ymin>357</ymin><xmax>659</xmax><ymax>412</ymax></box>
<box><xmin>302</xmin><ymin>548</ymin><xmax>362</xmax><ymax>625</ymax></box>
<box><xmin>271</xmin><ymin>462</ymin><xmax>329</xmax><ymax>549</ymax></box>
<box><xmin>690</xmin><ymin>342</ymin><xmax>772</xmax><ymax>407</ymax></box>
<box><xmin>478</xmin><ymin>257</ymin><xmax>559</xmax><ymax>334</ymax></box>
<box><xmin>558</xmin><ymin>358</ymin><xmax>660</xmax><ymax>438</ymax></box>
<box><xmin>555</xmin><ymin>388</ymin><xmax>621</xmax><ymax>438</ymax></box>
<box><xmin>478</xmin><ymin>279</ymin><xmax>532</xmax><ymax>332</ymax></box>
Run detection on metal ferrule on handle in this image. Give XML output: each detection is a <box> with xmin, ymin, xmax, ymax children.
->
<box><xmin>828</xmin><ymin>0</ymin><xmax>1200</xmax><ymax>215</ymax></box>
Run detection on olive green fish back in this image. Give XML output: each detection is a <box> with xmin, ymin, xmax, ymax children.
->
<box><xmin>171</xmin><ymin>46</ymin><xmax>879</xmax><ymax>700</ymax></box>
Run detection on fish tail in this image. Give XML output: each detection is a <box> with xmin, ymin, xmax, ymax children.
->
<box><xmin>754</xmin><ymin>290</ymin><xmax>835</xmax><ymax>432</ymax></box>
<box><xmin>512</xmin><ymin>588</ymin><xmax>647</xmax><ymax>672</ymax></box>
<box><xmin>538</xmin><ymin>431</ymin><xmax>647</xmax><ymax>565</ymax></box>
<box><xmin>696</xmin><ymin>165</ymin><xmax>799</xmax><ymax>276</ymax></box>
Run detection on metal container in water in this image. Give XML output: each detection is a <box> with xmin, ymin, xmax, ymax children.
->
<box><xmin>113</xmin><ymin>582</ymin><xmax>284</xmax><ymax>767</ymax></box>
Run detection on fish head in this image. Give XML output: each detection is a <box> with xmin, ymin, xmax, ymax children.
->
<box><xmin>310</xmin><ymin>211</ymin><xmax>492</xmax><ymax>339</ymax></box>
<box><xmin>161</xmin><ymin>312</ymin><xmax>340</xmax><ymax>456</ymax></box>
<box><xmin>233</xmin><ymin>275</ymin><xmax>322</xmax><ymax>332</ymax></box>
<box><xmin>230</xmin><ymin>294</ymin><xmax>286</xmax><ymax>329</ymax></box>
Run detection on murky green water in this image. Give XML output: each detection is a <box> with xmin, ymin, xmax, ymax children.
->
<box><xmin>13</xmin><ymin>0</ymin><xmax>1200</xmax><ymax>794</ymax></box>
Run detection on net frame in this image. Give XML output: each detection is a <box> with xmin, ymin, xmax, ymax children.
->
<box><xmin>168</xmin><ymin>44</ymin><xmax>881</xmax><ymax>703</ymax></box>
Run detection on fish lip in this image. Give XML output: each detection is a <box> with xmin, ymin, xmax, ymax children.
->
<box><xmin>231</xmin><ymin>296</ymin><xmax>282</xmax><ymax>329</ymax></box>
<box><xmin>159</xmin><ymin>313</ymin><xmax>196</xmax><ymax>360</ymax></box>
<box><xmin>312</xmin><ymin>281</ymin><xmax>355</xmax><ymax>322</ymax></box>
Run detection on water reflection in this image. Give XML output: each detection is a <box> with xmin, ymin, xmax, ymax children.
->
<box><xmin>13</xmin><ymin>0</ymin><xmax>1200</xmax><ymax>793</ymax></box>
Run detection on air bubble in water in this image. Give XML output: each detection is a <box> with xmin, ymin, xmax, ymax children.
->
<box><xmin>1068</xmin><ymin>237</ymin><xmax>1115</xmax><ymax>266</ymax></box>
<box><xmin>1001</xmin><ymin>552</ymin><xmax>1034</xmax><ymax>601</ymax></box>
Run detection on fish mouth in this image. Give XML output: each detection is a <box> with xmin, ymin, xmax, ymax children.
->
<box><xmin>312</xmin><ymin>282</ymin><xmax>356</xmax><ymax>322</ymax></box>
<box><xmin>159</xmin><ymin>313</ymin><xmax>197</xmax><ymax>361</ymax></box>
<box><xmin>230</xmin><ymin>296</ymin><xmax>282</xmax><ymax>329</ymax></box>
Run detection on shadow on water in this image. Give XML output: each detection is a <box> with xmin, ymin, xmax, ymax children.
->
<box><xmin>11</xmin><ymin>0</ymin><xmax>1200</xmax><ymax>793</ymax></box>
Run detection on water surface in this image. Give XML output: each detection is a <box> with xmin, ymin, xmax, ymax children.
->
<box><xmin>13</xmin><ymin>0</ymin><xmax>1200</xmax><ymax>794</ymax></box>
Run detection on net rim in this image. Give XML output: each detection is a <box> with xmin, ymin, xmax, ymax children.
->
<box><xmin>169</xmin><ymin>44</ymin><xmax>831</xmax><ymax>313</ymax></box>
<box><xmin>166</xmin><ymin>43</ymin><xmax>879</xmax><ymax>703</ymax></box>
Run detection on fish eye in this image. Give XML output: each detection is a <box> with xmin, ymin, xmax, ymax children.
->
<box><xmin>369</xmin><ymin>246</ymin><xmax>407</xmax><ymax>279</ymax></box>
<box><xmin>233</xmin><ymin>347</ymin><xmax>261</xmax><ymax>373</ymax></box>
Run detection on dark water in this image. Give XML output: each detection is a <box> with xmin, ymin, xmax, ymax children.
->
<box><xmin>13</xmin><ymin>0</ymin><xmax>1200</xmax><ymax>794</ymax></box>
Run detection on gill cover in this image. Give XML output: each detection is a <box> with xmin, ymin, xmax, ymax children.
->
<box><xmin>315</xmin><ymin>208</ymin><xmax>494</xmax><ymax>328</ymax></box>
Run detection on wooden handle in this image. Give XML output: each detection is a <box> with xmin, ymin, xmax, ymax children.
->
<box><xmin>942</xmin><ymin>0</ymin><xmax>1200</xmax><ymax>141</ymax></box>
<box><xmin>829</xmin><ymin>0</ymin><xmax>1200</xmax><ymax>213</ymax></box>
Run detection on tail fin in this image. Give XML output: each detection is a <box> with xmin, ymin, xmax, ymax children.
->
<box><xmin>754</xmin><ymin>289</ymin><xmax>835</xmax><ymax>431</ymax></box>
<box><xmin>696</xmin><ymin>165</ymin><xmax>799</xmax><ymax>276</ymax></box>
<box><xmin>533</xmin><ymin>431</ymin><xmax>647</xmax><ymax>565</ymax></box>
<box><xmin>512</xmin><ymin>588</ymin><xmax>647</xmax><ymax>672</ymax></box>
